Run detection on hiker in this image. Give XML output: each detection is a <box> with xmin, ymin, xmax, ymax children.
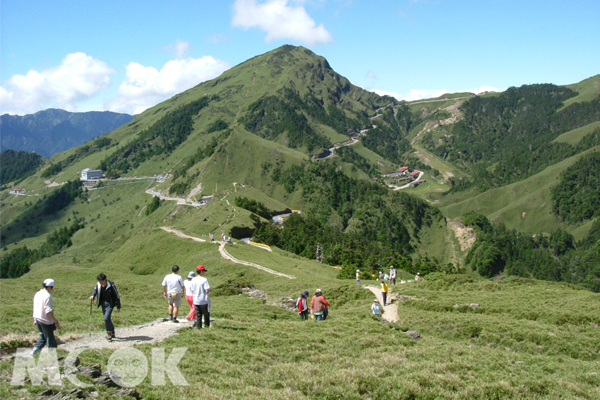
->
<box><xmin>378</xmin><ymin>271</ymin><xmax>384</xmax><ymax>281</ymax></box>
<box><xmin>184</xmin><ymin>271</ymin><xmax>196</xmax><ymax>321</ymax></box>
<box><xmin>371</xmin><ymin>299</ymin><xmax>380</xmax><ymax>316</ymax></box>
<box><xmin>390</xmin><ymin>266</ymin><xmax>397</xmax><ymax>285</ymax></box>
<box><xmin>381</xmin><ymin>280</ymin><xmax>389</xmax><ymax>305</ymax></box>
<box><xmin>162</xmin><ymin>265</ymin><xmax>185</xmax><ymax>323</ymax></box>
<box><xmin>32</xmin><ymin>279</ymin><xmax>60</xmax><ymax>355</ymax></box>
<box><xmin>415</xmin><ymin>272</ymin><xmax>421</xmax><ymax>281</ymax></box>
<box><xmin>89</xmin><ymin>273</ymin><xmax>121</xmax><ymax>341</ymax></box>
<box><xmin>356</xmin><ymin>269</ymin><xmax>361</xmax><ymax>285</ymax></box>
<box><xmin>311</xmin><ymin>289</ymin><xmax>330</xmax><ymax>321</ymax></box>
<box><xmin>190</xmin><ymin>265</ymin><xmax>211</xmax><ymax>329</ymax></box>
<box><xmin>296</xmin><ymin>290</ymin><xmax>310</xmax><ymax>321</ymax></box>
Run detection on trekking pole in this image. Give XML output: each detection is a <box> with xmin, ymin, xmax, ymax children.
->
<box><xmin>89</xmin><ymin>299</ymin><xmax>93</xmax><ymax>337</ymax></box>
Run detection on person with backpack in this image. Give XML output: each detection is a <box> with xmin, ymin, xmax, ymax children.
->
<box><xmin>296</xmin><ymin>290</ymin><xmax>309</xmax><ymax>321</ymax></box>
<box><xmin>389</xmin><ymin>266</ymin><xmax>397</xmax><ymax>285</ymax></box>
<box><xmin>311</xmin><ymin>289</ymin><xmax>331</xmax><ymax>321</ymax></box>
<box><xmin>89</xmin><ymin>273</ymin><xmax>121</xmax><ymax>341</ymax></box>
<box><xmin>162</xmin><ymin>265</ymin><xmax>185</xmax><ymax>323</ymax></box>
<box><xmin>32</xmin><ymin>279</ymin><xmax>60</xmax><ymax>355</ymax></box>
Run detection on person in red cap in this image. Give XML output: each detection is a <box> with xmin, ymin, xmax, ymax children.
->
<box><xmin>189</xmin><ymin>265</ymin><xmax>211</xmax><ymax>329</ymax></box>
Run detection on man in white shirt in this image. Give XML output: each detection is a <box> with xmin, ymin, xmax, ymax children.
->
<box><xmin>190</xmin><ymin>265</ymin><xmax>211</xmax><ymax>329</ymax></box>
<box><xmin>162</xmin><ymin>265</ymin><xmax>185</xmax><ymax>323</ymax></box>
<box><xmin>32</xmin><ymin>279</ymin><xmax>60</xmax><ymax>355</ymax></box>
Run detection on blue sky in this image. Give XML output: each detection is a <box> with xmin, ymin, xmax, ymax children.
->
<box><xmin>1</xmin><ymin>0</ymin><xmax>599</xmax><ymax>115</ymax></box>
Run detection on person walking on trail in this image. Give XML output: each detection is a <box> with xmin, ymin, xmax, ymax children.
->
<box><xmin>89</xmin><ymin>273</ymin><xmax>121</xmax><ymax>341</ymax></box>
<box><xmin>32</xmin><ymin>279</ymin><xmax>60</xmax><ymax>355</ymax></box>
<box><xmin>296</xmin><ymin>290</ymin><xmax>309</xmax><ymax>321</ymax></box>
<box><xmin>415</xmin><ymin>272</ymin><xmax>421</xmax><ymax>281</ymax></box>
<box><xmin>381</xmin><ymin>281</ymin><xmax>389</xmax><ymax>306</ymax></box>
<box><xmin>162</xmin><ymin>265</ymin><xmax>185</xmax><ymax>323</ymax></box>
<box><xmin>378</xmin><ymin>271</ymin><xmax>384</xmax><ymax>281</ymax></box>
<box><xmin>311</xmin><ymin>289</ymin><xmax>330</xmax><ymax>321</ymax></box>
<box><xmin>371</xmin><ymin>299</ymin><xmax>381</xmax><ymax>316</ymax></box>
<box><xmin>356</xmin><ymin>270</ymin><xmax>361</xmax><ymax>285</ymax></box>
<box><xmin>389</xmin><ymin>266</ymin><xmax>397</xmax><ymax>285</ymax></box>
<box><xmin>184</xmin><ymin>271</ymin><xmax>196</xmax><ymax>321</ymax></box>
<box><xmin>190</xmin><ymin>265</ymin><xmax>211</xmax><ymax>329</ymax></box>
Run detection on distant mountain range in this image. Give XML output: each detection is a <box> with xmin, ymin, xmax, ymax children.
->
<box><xmin>0</xmin><ymin>109</ymin><xmax>134</xmax><ymax>157</ymax></box>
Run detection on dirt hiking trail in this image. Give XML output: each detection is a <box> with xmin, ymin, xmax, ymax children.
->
<box><xmin>161</xmin><ymin>227</ymin><xmax>296</xmax><ymax>279</ymax></box>
<box><xmin>364</xmin><ymin>285</ymin><xmax>400</xmax><ymax>322</ymax></box>
<box><xmin>59</xmin><ymin>319</ymin><xmax>193</xmax><ymax>352</ymax></box>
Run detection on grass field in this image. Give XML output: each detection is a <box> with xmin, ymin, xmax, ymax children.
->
<box><xmin>2</xmin><ymin>266</ymin><xmax>599</xmax><ymax>399</ymax></box>
<box><xmin>437</xmin><ymin>146</ymin><xmax>600</xmax><ymax>238</ymax></box>
<box><xmin>552</xmin><ymin>121</ymin><xmax>600</xmax><ymax>145</ymax></box>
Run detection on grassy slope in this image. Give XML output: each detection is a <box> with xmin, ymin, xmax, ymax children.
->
<box><xmin>2</xmin><ymin>60</ymin><xmax>600</xmax><ymax>397</ymax></box>
<box><xmin>561</xmin><ymin>74</ymin><xmax>600</xmax><ymax>109</ymax></box>
<box><xmin>553</xmin><ymin>121</ymin><xmax>600</xmax><ymax>145</ymax></box>
<box><xmin>438</xmin><ymin>146</ymin><xmax>600</xmax><ymax>238</ymax></box>
<box><xmin>2</xmin><ymin>264</ymin><xmax>599</xmax><ymax>399</ymax></box>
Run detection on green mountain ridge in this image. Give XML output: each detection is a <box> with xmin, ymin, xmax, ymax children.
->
<box><xmin>1</xmin><ymin>45</ymin><xmax>599</xmax><ymax>286</ymax></box>
<box><xmin>1</xmin><ymin>45</ymin><xmax>600</xmax><ymax>400</ymax></box>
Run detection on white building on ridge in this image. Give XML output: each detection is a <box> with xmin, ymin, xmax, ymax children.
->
<box><xmin>81</xmin><ymin>168</ymin><xmax>103</xmax><ymax>180</ymax></box>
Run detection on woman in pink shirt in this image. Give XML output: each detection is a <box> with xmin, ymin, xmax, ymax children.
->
<box><xmin>184</xmin><ymin>271</ymin><xmax>196</xmax><ymax>320</ymax></box>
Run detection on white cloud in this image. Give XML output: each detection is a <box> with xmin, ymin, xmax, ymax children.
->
<box><xmin>232</xmin><ymin>0</ymin><xmax>333</xmax><ymax>44</ymax></box>
<box><xmin>371</xmin><ymin>89</ymin><xmax>401</xmax><ymax>99</ymax></box>
<box><xmin>206</xmin><ymin>33</ymin><xmax>228</xmax><ymax>44</ymax></box>
<box><xmin>365</xmin><ymin>70</ymin><xmax>377</xmax><ymax>80</ymax></box>
<box><xmin>106</xmin><ymin>55</ymin><xmax>231</xmax><ymax>114</ymax></box>
<box><xmin>403</xmin><ymin>89</ymin><xmax>448</xmax><ymax>101</ymax></box>
<box><xmin>0</xmin><ymin>52</ymin><xmax>114</xmax><ymax>115</ymax></box>
<box><xmin>368</xmin><ymin>88</ymin><xmax>447</xmax><ymax>102</ymax></box>
<box><xmin>471</xmin><ymin>85</ymin><xmax>500</xmax><ymax>94</ymax></box>
<box><xmin>165</xmin><ymin>40</ymin><xmax>192</xmax><ymax>59</ymax></box>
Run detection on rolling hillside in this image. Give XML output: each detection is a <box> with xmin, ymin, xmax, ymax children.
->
<box><xmin>1</xmin><ymin>45</ymin><xmax>600</xmax><ymax>400</ymax></box>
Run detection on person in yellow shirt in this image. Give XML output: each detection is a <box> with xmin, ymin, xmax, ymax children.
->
<box><xmin>381</xmin><ymin>281</ymin><xmax>389</xmax><ymax>305</ymax></box>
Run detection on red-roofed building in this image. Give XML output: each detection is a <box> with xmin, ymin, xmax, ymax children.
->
<box><xmin>409</xmin><ymin>170</ymin><xmax>420</xmax><ymax>177</ymax></box>
<box><xmin>9</xmin><ymin>188</ymin><xmax>24</xmax><ymax>195</ymax></box>
<box><xmin>399</xmin><ymin>166</ymin><xmax>409</xmax><ymax>173</ymax></box>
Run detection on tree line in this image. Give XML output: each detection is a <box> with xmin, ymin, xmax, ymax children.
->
<box><xmin>99</xmin><ymin>97</ymin><xmax>211</xmax><ymax>178</ymax></box>
<box><xmin>1</xmin><ymin>220</ymin><xmax>85</xmax><ymax>278</ymax></box>
<box><xmin>424</xmin><ymin>85</ymin><xmax>600</xmax><ymax>191</ymax></box>
<box><xmin>463</xmin><ymin>212</ymin><xmax>600</xmax><ymax>292</ymax></box>
<box><xmin>0</xmin><ymin>150</ymin><xmax>44</xmax><ymax>186</ymax></box>
<box><xmin>243</xmin><ymin>162</ymin><xmax>445</xmax><ymax>279</ymax></box>
<box><xmin>551</xmin><ymin>151</ymin><xmax>600</xmax><ymax>223</ymax></box>
<box><xmin>41</xmin><ymin>137</ymin><xmax>113</xmax><ymax>178</ymax></box>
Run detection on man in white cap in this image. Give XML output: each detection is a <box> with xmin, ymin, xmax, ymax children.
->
<box><xmin>356</xmin><ymin>270</ymin><xmax>361</xmax><ymax>285</ymax></box>
<box><xmin>32</xmin><ymin>279</ymin><xmax>60</xmax><ymax>355</ymax></box>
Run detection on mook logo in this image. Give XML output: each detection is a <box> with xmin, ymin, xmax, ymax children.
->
<box><xmin>11</xmin><ymin>347</ymin><xmax>188</xmax><ymax>388</ymax></box>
